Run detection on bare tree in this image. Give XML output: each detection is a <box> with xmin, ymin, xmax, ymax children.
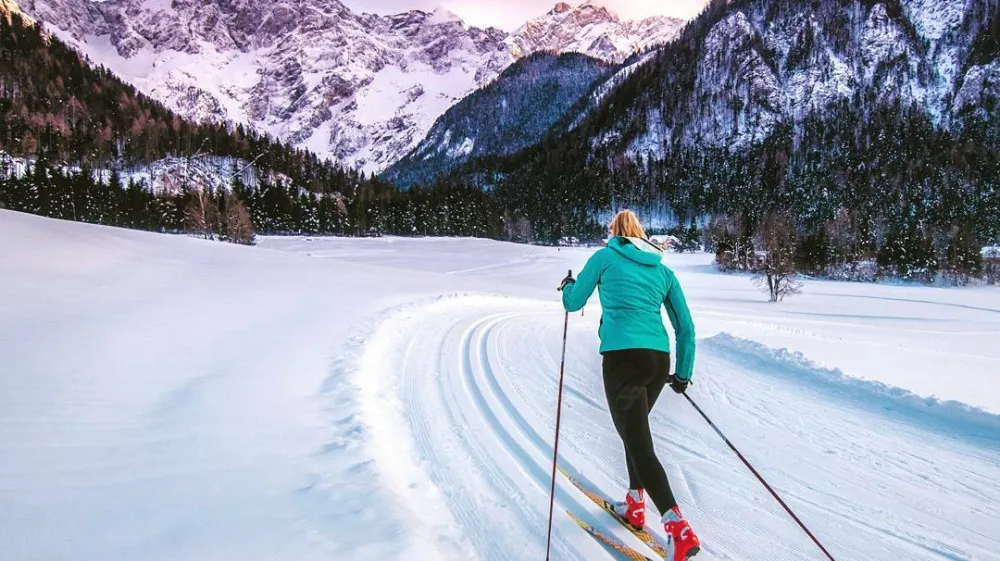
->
<box><xmin>943</xmin><ymin>226</ymin><xmax>983</xmax><ymax>286</ymax></box>
<box><xmin>185</xmin><ymin>187</ymin><xmax>219</xmax><ymax>239</ymax></box>
<box><xmin>709</xmin><ymin>214</ymin><xmax>756</xmax><ymax>272</ymax></box>
<box><xmin>985</xmin><ymin>248</ymin><xmax>1000</xmax><ymax>285</ymax></box>
<box><xmin>503</xmin><ymin>211</ymin><xmax>534</xmax><ymax>242</ymax></box>
<box><xmin>753</xmin><ymin>212</ymin><xmax>802</xmax><ymax>302</ymax></box>
<box><xmin>224</xmin><ymin>196</ymin><xmax>256</xmax><ymax>245</ymax></box>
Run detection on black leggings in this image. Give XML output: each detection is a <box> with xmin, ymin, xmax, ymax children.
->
<box><xmin>602</xmin><ymin>349</ymin><xmax>677</xmax><ymax>514</ymax></box>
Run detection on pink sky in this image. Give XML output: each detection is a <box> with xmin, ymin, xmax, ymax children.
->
<box><xmin>341</xmin><ymin>0</ymin><xmax>707</xmax><ymax>30</ymax></box>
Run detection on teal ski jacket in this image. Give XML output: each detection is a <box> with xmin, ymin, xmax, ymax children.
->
<box><xmin>561</xmin><ymin>236</ymin><xmax>696</xmax><ymax>380</ymax></box>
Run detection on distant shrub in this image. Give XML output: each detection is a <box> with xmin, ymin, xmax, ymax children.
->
<box><xmin>985</xmin><ymin>247</ymin><xmax>1000</xmax><ymax>285</ymax></box>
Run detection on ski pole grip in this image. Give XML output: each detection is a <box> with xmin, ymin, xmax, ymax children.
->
<box><xmin>558</xmin><ymin>270</ymin><xmax>573</xmax><ymax>292</ymax></box>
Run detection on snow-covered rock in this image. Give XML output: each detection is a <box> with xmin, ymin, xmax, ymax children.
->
<box><xmin>688</xmin><ymin>11</ymin><xmax>783</xmax><ymax>150</ymax></box>
<box><xmin>384</xmin><ymin>52</ymin><xmax>610</xmax><ymax>186</ymax></box>
<box><xmin>0</xmin><ymin>0</ymin><xmax>32</xmax><ymax>23</ymax></box>
<box><xmin>507</xmin><ymin>0</ymin><xmax>682</xmax><ymax>63</ymax></box>
<box><xmin>611</xmin><ymin>0</ymin><xmax>997</xmax><ymax>160</ymax></box>
<box><xmin>954</xmin><ymin>62</ymin><xmax>1000</xmax><ymax>113</ymax></box>
<box><xmin>19</xmin><ymin>0</ymin><xmax>682</xmax><ymax>173</ymax></box>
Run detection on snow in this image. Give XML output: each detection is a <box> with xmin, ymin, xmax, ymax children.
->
<box><xmin>354</xmin><ymin>64</ymin><xmax>469</xmax><ymax>129</ymax></box>
<box><xmin>953</xmin><ymin>62</ymin><xmax>1000</xmax><ymax>113</ymax></box>
<box><xmin>427</xmin><ymin>6</ymin><xmax>464</xmax><ymax>26</ymax></box>
<box><xmin>2</xmin><ymin>211</ymin><xmax>1000</xmax><ymax>561</ymax></box>
<box><xmin>903</xmin><ymin>0</ymin><xmax>966</xmax><ymax>40</ymax></box>
<box><xmin>80</xmin><ymin>34</ymin><xmax>258</xmax><ymax>126</ymax></box>
<box><xmin>301</xmin><ymin>120</ymin><xmax>337</xmax><ymax>161</ymax></box>
<box><xmin>349</xmin><ymin>62</ymin><xmax>482</xmax><ymax>173</ymax></box>
<box><xmin>572</xmin><ymin>48</ymin><xmax>659</xmax><ymax>132</ymax></box>
<box><xmin>1</xmin><ymin>153</ymin><xmax>288</xmax><ymax>193</ymax></box>
<box><xmin>448</xmin><ymin>136</ymin><xmax>475</xmax><ymax>158</ymax></box>
<box><xmin>626</xmin><ymin>107</ymin><xmax>668</xmax><ymax>159</ymax></box>
<box><xmin>692</xmin><ymin>11</ymin><xmax>783</xmax><ymax>150</ymax></box>
<box><xmin>785</xmin><ymin>42</ymin><xmax>855</xmax><ymax>121</ymax></box>
<box><xmin>861</xmin><ymin>4</ymin><xmax>908</xmax><ymax>77</ymax></box>
<box><xmin>506</xmin><ymin>2</ymin><xmax>682</xmax><ymax>63</ymax></box>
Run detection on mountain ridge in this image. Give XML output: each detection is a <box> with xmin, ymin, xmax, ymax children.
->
<box><xmin>18</xmin><ymin>0</ymin><xmax>684</xmax><ymax>172</ymax></box>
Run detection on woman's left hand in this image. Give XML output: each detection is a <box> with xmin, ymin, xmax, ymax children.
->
<box><xmin>669</xmin><ymin>374</ymin><xmax>690</xmax><ymax>394</ymax></box>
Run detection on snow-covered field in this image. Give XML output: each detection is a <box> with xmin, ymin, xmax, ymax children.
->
<box><xmin>2</xmin><ymin>210</ymin><xmax>999</xmax><ymax>561</ymax></box>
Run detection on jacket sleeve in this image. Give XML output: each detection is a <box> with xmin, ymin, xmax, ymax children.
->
<box><xmin>562</xmin><ymin>250</ymin><xmax>607</xmax><ymax>312</ymax></box>
<box><xmin>663</xmin><ymin>268</ymin><xmax>696</xmax><ymax>380</ymax></box>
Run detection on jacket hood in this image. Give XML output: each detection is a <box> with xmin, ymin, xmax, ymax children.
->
<box><xmin>608</xmin><ymin>236</ymin><xmax>663</xmax><ymax>266</ymax></box>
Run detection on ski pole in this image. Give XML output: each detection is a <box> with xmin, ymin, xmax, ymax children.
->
<box><xmin>544</xmin><ymin>272</ymin><xmax>572</xmax><ymax>561</ymax></box>
<box><xmin>684</xmin><ymin>393</ymin><xmax>838</xmax><ymax>561</ymax></box>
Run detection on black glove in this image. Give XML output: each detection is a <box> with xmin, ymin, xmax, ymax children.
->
<box><xmin>558</xmin><ymin>270</ymin><xmax>575</xmax><ymax>291</ymax></box>
<box><xmin>669</xmin><ymin>374</ymin><xmax>690</xmax><ymax>394</ymax></box>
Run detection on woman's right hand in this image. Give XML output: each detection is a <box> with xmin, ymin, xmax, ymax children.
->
<box><xmin>558</xmin><ymin>270</ymin><xmax>575</xmax><ymax>291</ymax></box>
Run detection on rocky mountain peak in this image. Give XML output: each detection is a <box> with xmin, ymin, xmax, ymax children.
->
<box><xmin>18</xmin><ymin>0</ymin><xmax>684</xmax><ymax>172</ymax></box>
<box><xmin>1</xmin><ymin>0</ymin><xmax>32</xmax><ymax>22</ymax></box>
<box><xmin>551</xmin><ymin>2</ymin><xmax>572</xmax><ymax>15</ymax></box>
<box><xmin>508</xmin><ymin>1</ymin><xmax>683</xmax><ymax>62</ymax></box>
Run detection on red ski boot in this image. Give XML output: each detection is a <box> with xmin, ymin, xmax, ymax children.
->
<box><xmin>662</xmin><ymin>506</ymin><xmax>700</xmax><ymax>560</ymax></box>
<box><xmin>612</xmin><ymin>489</ymin><xmax>645</xmax><ymax>530</ymax></box>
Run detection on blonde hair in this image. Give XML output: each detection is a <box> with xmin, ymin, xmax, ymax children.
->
<box><xmin>609</xmin><ymin>210</ymin><xmax>647</xmax><ymax>239</ymax></box>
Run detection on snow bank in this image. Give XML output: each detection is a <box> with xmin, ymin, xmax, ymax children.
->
<box><xmin>702</xmin><ymin>332</ymin><xmax>1000</xmax><ymax>444</ymax></box>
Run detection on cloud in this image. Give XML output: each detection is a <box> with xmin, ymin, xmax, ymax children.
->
<box><xmin>340</xmin><ymin>0</ymin><xmax>707</xmax><ymax>31</ymax></box>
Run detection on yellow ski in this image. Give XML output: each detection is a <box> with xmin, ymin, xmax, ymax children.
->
<box><xmin>566</xmin><ymin>509</ymin><xmax>655</xmax><ymax>561</ymax></box>
<box><xmin>560</xmin><ymin>468</ymin><xmax>671</xmax><ymax>559</ymax></box>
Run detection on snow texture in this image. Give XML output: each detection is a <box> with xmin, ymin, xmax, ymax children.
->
<box><xmin>2</xmin><ymin>211</ymin><xmax>999</xmax><ymax>561</ymax></box>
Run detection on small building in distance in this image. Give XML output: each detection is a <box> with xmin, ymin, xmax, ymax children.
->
<box><xmin>649</xmin><ymin>234</ymin><xmax>679</xmax><ymax>250</ymax></box>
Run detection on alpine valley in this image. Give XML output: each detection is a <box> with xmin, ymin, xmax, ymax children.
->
<box><xmin>3</xmin><ymin>0</ymin><xmax>999</xmax><ymax>282</ymax></box>
<box><xmin>17</xmin><ymin>0</ymin><xmax>683</xmax><ymax>173</ymax></box>
<box><xmin>405</xmin><ymin>0</ymin><xmax>999</xmax><ymax>284</ymax></box>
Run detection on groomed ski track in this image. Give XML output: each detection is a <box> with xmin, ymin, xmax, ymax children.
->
<box><xmin>353</xmin><ymin>295</ymin><xmax>1000</xmax><ymax>561</ymax></box>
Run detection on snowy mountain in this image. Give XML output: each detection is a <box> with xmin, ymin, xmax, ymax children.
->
<box><xmin>442</xmin><ymin>0</ymin><xmax>998</xmax><ymax>165</ymax></box>
<box><xmin>507</xmin><ymin>1</ymin><xmax>684</xmax><ymax>63</ymax></box>
<box><xmin>390</xmin><ymin>0</ymin><xmax>1000</xmax><ymax>188</ymax></box>
<box><xmin>18</xmin><ymin>0</ymin><xmax>683</xmax><ymax>173</ymax></box>
<box><xmin>584</xmin><ymin>0</ymin><xmax>1000</xmax><ymax>159</ymax></box>
<box><xmin>418</xmin><ymin>0</ymin><xmax>1000</xmax><ymax>250</ymax></box>
<box><xmin>383</xmin><ymin>52</ymin><xmax>611</xmax><ymax>187</ymax></box>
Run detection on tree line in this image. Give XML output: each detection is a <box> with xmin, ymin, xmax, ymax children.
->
<box><xmin>0</xmin><ymin>11</ymin><xmax>499</xmax><ymax>241</ymax></box>
<box><xmin>0</xmin><ymin>151</ymin><xmax>501</xmax><ymax>242</ymax></box>
<box><xmin>2</xmin><ymin>6</ymin><xmax>998</xmax><ymax>286</ymax></box>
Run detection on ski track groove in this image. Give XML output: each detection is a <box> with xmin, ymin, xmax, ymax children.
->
<box><xmin>357</xmin><ymin>296</ymin><xmax>1000</xmax><ymax>561</ymax></box>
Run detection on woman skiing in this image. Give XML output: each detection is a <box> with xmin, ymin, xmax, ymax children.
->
<box><xmin>559</xmin><ymin>210</ymin><xmax>700</xmax><ymax>560</ymax></box>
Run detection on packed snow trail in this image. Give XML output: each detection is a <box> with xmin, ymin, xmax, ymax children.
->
<box><xmin>354</xmin><ymin>296</ymin><xmax>1000</xmax><ymax>561</ymax></box>
<box><xmin>3</xmin><ymin>213</ymin><xmax>1000</xmax><ymax>561</ymax></box>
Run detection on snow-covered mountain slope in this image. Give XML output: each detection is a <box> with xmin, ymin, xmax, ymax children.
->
<box><xmin>579</xmin><ymin>0</ymin><xmax>1000</xmax><ymax>160</ymax></box>
<box><xmin>3</xmin><ymin>211</ymin><xmax>1000</xmax><ymax>560</ymax></box>
<box><xmin>383</xmin><ymin>52</ymin><xmax>611</xmax><ymax>187</ymax></box>
<box><xmin>18</xmin><ymin>0</ymin><xmax>683</xmax><ymax>174</ymax></box>
<box><xmin>507</xmin><ymin>1</ymin><xmax>683</xmax><ymax>63</ymax></box>
<box><xmin>393</xmin><ymin>0</ymin><xmax>998</xmax><ymax>188</ymax></box>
